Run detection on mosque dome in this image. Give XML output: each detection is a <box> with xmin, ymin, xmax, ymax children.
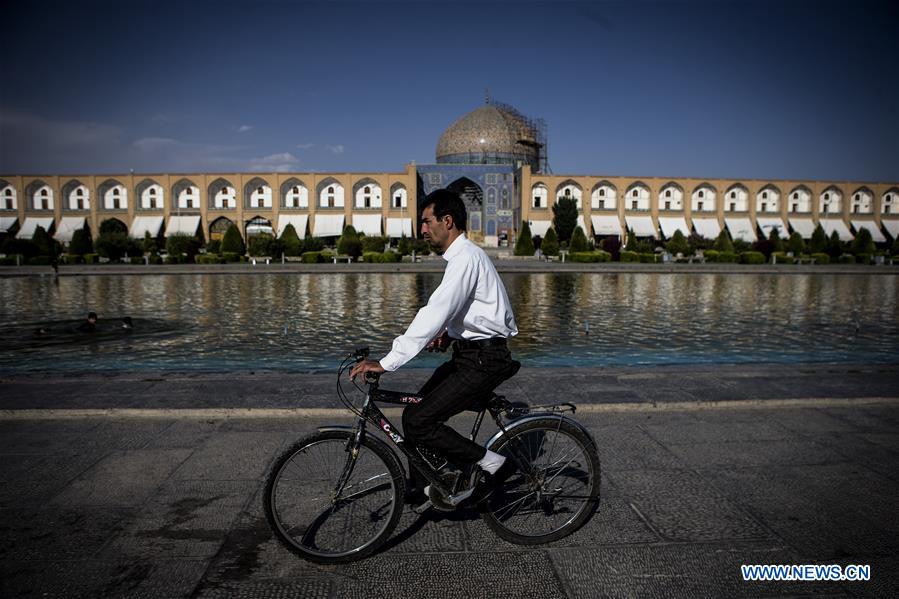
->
<box><xmin>435</xmin><ymin>103</ymin><xmax>542</xmax><ymax>169</ymax></box>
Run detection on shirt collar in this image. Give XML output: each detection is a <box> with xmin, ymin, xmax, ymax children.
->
<box><xmin>441</xmin><ymin>232</ymin><xmax>467</xmax><ymax>262</ymax></box>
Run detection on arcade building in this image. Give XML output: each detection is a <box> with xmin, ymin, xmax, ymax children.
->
<box><xmin>1</xmin><ymin>100</ymin><xmax>898</xmax><ymax>247</ymax></box>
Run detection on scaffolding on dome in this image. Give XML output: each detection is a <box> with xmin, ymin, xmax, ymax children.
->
<box><xmin>489</xmin><ymin>99</ymin><xmax>551</xmax><ymax>174</ymax></box>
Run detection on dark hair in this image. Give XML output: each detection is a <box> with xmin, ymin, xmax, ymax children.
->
<box><xmin>420</xmin><ymin>188</ymin><xmax>467</xmax><ymax>232</ymax></box>
<box><xmin>87</xmin><ymin>312</ymin><xmax>98</xmax><ymax>320</ymax></box>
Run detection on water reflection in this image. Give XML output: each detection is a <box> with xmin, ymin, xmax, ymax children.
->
<box><xmin>0</xmin><ymin>273</ymin><xmax>896</xmax><ymax>372</ymax></box>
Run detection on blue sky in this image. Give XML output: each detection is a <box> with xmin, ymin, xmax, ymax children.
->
<box><xmin>1</xmin><ymin>0</ymin><xmax>896</xmax><ymax>182</ymax></box>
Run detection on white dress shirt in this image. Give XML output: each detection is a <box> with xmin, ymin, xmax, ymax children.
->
<box><xmin>379</xmin><ymin>234</ymin><xmax>518</xmax><ymax>372</ymax></box>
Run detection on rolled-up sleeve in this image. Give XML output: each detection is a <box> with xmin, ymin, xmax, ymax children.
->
<box><xmin>379</xmin><ymin>255</ymin><xmax>477</xmax><ymax>371</ymax></box>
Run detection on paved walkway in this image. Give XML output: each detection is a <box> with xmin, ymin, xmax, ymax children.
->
<box><xmin>1</xmin><ymin>365</ymin><xmax>897</xmax><ymax>598</ymax></box>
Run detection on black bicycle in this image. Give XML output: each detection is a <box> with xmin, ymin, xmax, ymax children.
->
<box><xmin>264</xmin><ymin>347</ymin><xmax>601</xmax><ymax>563</ymax></box>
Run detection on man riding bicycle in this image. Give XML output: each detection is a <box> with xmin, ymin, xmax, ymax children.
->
<box><xmin>350</xmin><ymin>188</ymin><xmax>518</xmax><ymax>504</ymax></box>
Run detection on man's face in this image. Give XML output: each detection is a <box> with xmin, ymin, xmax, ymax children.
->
<box><xmin>420</xmin><ymin>205</ymin><xmax>452</xmax><ymax>252</ymax></box>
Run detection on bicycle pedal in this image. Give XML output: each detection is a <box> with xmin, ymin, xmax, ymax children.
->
<box><xmin>412</xmin><ymin>500</ymin><xmax>433</xmax><ymax>515</ymax></box>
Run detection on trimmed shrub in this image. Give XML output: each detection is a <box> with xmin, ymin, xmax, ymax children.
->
<box><xmin>303</xmin><ymin>236</ymin><xmax>325</xmax><ymax>252</ymax></box>
<box><xmin>570</xmin><ymin>251</ymin><xmax>611</xmax><ymax>263</ymax></box>
<box><xmin>569</xmin><ymin>226</ymin><xmax>589</xmax><ymax>252</ymax></box>
<box><xmin>95</xmin><ymin>231</ymin><xmax>131</xmax><ymax>261</ymax></box>
<box><xmin>206</xmin><ymin>239</ymin><xmax>222</xmax><ymax>255</ymax></box>
<box><xmin>620</xmin><ymin>251</ymin><xmax>639</xmax><ymax>262</ymax></box>
<box><xmin>600</xmin><ymin>236</ymin><xmax>621</xmax><ymax>261</ymax></box>
<box><xmin>704</xmin><ymin>249</ymin><xmax>720</xmax><ymax>262</ymax></box>
<box><xmin>851</xmin><ymin>228</ymin><xmax>876</xmax><ymax>256</ymax></box>
<box><xmin>301</xmin><ymin>251</ymin><xmax>323</xmax><ymax>263</ymax></box>
<box><xmin>717</xmin><ymin>251</ymin><xmax>739</xmax><ymax>263</ymax></box>
<box><xmin>515</xmin><ymin>221</ymin><xmax>535</xmax><ymax>256</ymax></box>
<box><xmin>811</xmin><ymin>252</ymin><xmax>830</xmax><ymax>264</ymax></box>
<box><xmin>221</xmin><ymin>224</ymin><xmax>246</xmax><ymax>255</ymax></box>
<box><xmin>809</xmin><ymin>225</ymin><xmax>828</xmax><ymax>254</ymax></box>
<box><xmin>143</xmin><ymin>231</ymin><xmax>159</xmax><ymax>255</ymax></box>
<box><xmin>148</xmin><ymin>254</ymin><xmax>163</xmax><ymax>265</ymax></box>
<box><xmin>337</xmin><ymin>225</ymin><xmax>363</xmax><ymax>259</ymax></box>
<box><xmin>69</xmin><ymin>226</ymin><xmax>94</xmax><ymax>256</ymax></box>
<box><xmin>787</xmin><ymin>232</ymin><xmax>805</xmax><ymax>255</ymax></box>
<box><xmin>279</xmin><ymin>225</ymin><xmax>303</xmax><ymax>257</ymax></box>
<box><xmin>397</xmin><ymin>235</ymin><xmax>413</xmax><ymax>256</ymax></box>
<box><xmin>1</xmin><ymin>238</ymin><xmax>39</xmax><ymax>259</ymax></box>
<box><xmin>0</xmin><ymin>255</ymin><xmax>23</xmax><ymax>265</ymax></box>
<box><xmin>83</xmin><ymin>253</ymin><xmax>98</xmax><ymax>264</ymax></box>
<box><xmin>361</xmin><ymin>236</ymin><xmax>388</xmax><ymax>253</ymax></box>
<box><xmin>639</xmin><ymin>253</ymin><xmax>658</xmax><ymax>263</ymax></box>
<box><xmin>740</xmin><ymin>251</ymin><xmax>766</xmax><ymax>264</ymax></box>
<box><xmin>855</xmin><ymin>253</ymin><xmax>873</xmax><ymax>264</ymax></box>
<box><xmin>362</xmin><ymin>251</ymin><xmax>401</xmax><ymax>263</ymax></box>
<box><xmin>826</xmin><ymin>231</ymin><xmax>843</xmax><ymax>259</ymax></box>
<box><xmin>713</xmin><ymin>229</ymin><xmax>734</xmax><ymax>252</ymax></box>
<box><xmin>838</xmin><ymin>254</ymin><xmax>856</xmax><ymax>264</ymax></box>
<box><xmin>771</xmin><ymin>251</ymin><xmax>793</xmax><ymax>264</ymax></box>
<box><xmin>27</xmin><ymin>256</ymin><xmax>52</xmax><ymax>265</ymax></box>
<box><xmin>665</xmin><ymin>230</ymin><xmax>689</xmax><ymax>256</ymax></box>
<box><xmin>221</xmin><ymin>252</ymin><xmax>242</xmax><ymax>263</ymax></box>
<box><xmin>541</xmin><ymin>227</ymin><xmax>560</xmax><ymax>256</ymax></box>
<box><xmin>248</xmin><ymin>233</ymin><xmax>274</xmax><ymax>257</ymax></box>
<box><xmin>195</xmin><ymin>254</ymin><xmax>225</xmax><ymax>264</ymax></box>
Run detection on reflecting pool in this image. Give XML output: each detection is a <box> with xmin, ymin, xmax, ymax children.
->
<box><xmin>0</xmin><ymin>272</ymin><xmax>897</xmax><ymax>372</ymax></box>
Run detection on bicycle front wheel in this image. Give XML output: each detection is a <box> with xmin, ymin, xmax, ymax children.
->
<box><xmin>264</xmin><ymin>430</ymin><xmax>406</xmax><ymax>563</ymax></box>
<box><xmin>482</xmin><ymin>417</ymin><xmax>600</xmax><ymax>545</ymax></box>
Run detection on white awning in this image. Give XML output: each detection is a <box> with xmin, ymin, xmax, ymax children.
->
<box><xmin>386</xmin><ymin>218</ymin><xmax>413</xmax><ymax>238</ymax></box>
<box><xmin>881</xmin><ymin>219</ymin><xmax>899</xmax><ymax>240</ymax></box>
<box><xmin>725</xmin><ymin>217</ymin><xmax>756</xmax><ymax>242</ymax></box>
<box><xmin>625</xmin><ymin>215</ymin><xmax>657</xmax><ymax>238</ymax></box>
<box><xmin>851</xmin><ymin>220</ymin><xmax>885</xmax><ymax>243</ymax></box>
<box><xmin>277</xmin><ymin>214</ymin><xmax>308</xmax><ymax>239</ymax></box>
<box><xmin>0</xmin><ymin>216</ymin><xmax>18</xmax><ymax>233</ymax></box>
<box><xmin>129</xmin><ymin>216</ymin><xmax>164</xmax><ymax>239</ymax></box>
<box><xmin>590</xmin><ymin>215</ymin><xmax>623</xmax><ymax>236</ymax></box>
<box><xmin>657</xmin><ymin>216</ymin><xmax>690</xmax><ymax>238</ymax></box>
<box><xmin>165</xmin><ymin>215</ymin><xmax>201</xmax><ymax>237</ymax></box>
<box><xmin>55</xmin><ymin>217</ymin><xmax>86</xmax><ymax>242</ymax></box>
<box><xmin>16</xmin><ymin>217</ymin><xmax>55</xmax><ymax>239</ymax></box>
<box><xmin>312</xmin><ymin>214</ymin><xmax>345</xmax><ymax>237</ymax></box>
<box><xmin>691</xmin><ymin>217</ymin><xmax>721</xmax><ymax>239</ymax></box>
<box><xmin>820</xmin><ymin>219</ymin><xmax>853</xmax><ymax>242</ymax></box>
<box><xmin>352</xmin><ymin>214</ymin><xmax>382</xmax><ymax>237</ymax></box>
<box><xmin>528</xmin><ymin>220</ymin><xmax>552</xmax><ymax>237</ymax></box>
<box><xmin>756</xmin><ymin>217</ymin><xmax>789</xmax><ymax>240</ymax></box>
<box><xmin>789</xmin><ymin>218</ymin><xmax>816</xmax><ymax>239</ymax></box>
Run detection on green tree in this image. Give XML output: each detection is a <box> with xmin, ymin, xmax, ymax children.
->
<box><xmin>541</xmin><ymin>227</ymin><xmax>560</xmax><ymax>256</ymax></box>
<box><xmin>69</xmin><ymin>225</ymin><xmax>94</xmax><ymax>256</ymax></box>
<box><xmin>768</xmin><ymin>228</ymin><xmax>784</xmax><ymax>253</ymax></box>
<box><xmin>397</xmin><ymin>235</ymin><xmax>413</xmax><ymax>256</ymax></box>
<box><xmin>665</xmin><ymin>229</ymin><xmax>689</xmax><ymax>255</ymax></box>
<box><xmin>303</xmin><ymin>236</ymin><xmax>325</xmax><ymax>252</ymax></box>
<box><xmin>850</xmin><ymin>227</ymin><xmax>875</xmax><ymax>255</ymax></box>
<box><xmin>32</xmin><ymin>225</ymin><xmax>58</xmax><ymax>257</ymax></box>
<box><xmin>248</xmin><ymin>233</ymin><xmax>274</xmax><ymax>256</ymax></box>
<box><xmin>221</xmin><ymin>223</ymin><xmax>246</xmax><ymax>255</ymax></box>
<box><xmin>809</xmin><ymin>224</ymin><xmax>828</xmax><ymax>254</ymax></box>
<box><xmin>337</xmin><ymin>224</ymin><xmax>363</xmax><ymax>259</ymax></box>
<box><xmin>166</xmin><ymin>233</ymin><xmax>202</xmax><ymax>262</ymax></box>
<box><xmin>569</xmin><ymin>225</ymin><xmax>589</xmax><ymax>252</ymax></box>
<box><xmin>826</xmin><ymin>230</ymin><xmax>843</xmax><ymax>258</ymax></box>
<box><xmin>514</xmin><ymin>221</ymin><xmax>535</xmax><ymax>256</ymax></box>
<box><xmin>95</xmin><ymin>231</ymin><xmax>130</xmax><ymax>260</ymax></box>
<box><xmin>99</xmin><ymin>219</ymin><xmax>127</xmax><ymax>235</ymax></box>
<box><xmin>787</xmin><ymin>232</ymin><xmax>805</xmax><ymax>255</ymax></box>
<box><xmin>625</xmin><ymin>228</ymin><xmax>639</xmax><ymax>251</ymax></box>
<box><xmin>552</xmin><ymin>197</ymin><xmax>578</xmax><ymax>243</ymax></box>
<box><xmin>279</xmin><ymin>224</ymin><xmax>303</xmax><ymax>256</ymax></box>
<box><xmin>142</xmin><ymin>231</ymin><xmax>158</xmax><ymax>255</ymax></box>
<box><xmin>713</xmin><ymin>229</ymin><xmax>734</xmax><ymax>252</ymax></box>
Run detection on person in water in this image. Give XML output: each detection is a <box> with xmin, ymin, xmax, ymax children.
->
<box><xmin>121</xmin><ymin>316</ymin><xmax>133</xmax><ymax>330</ymax></box>
<box><xmin>76</xmin><ymin>312</ymin><xmax>98</xmax><ymax>332</ymax></box>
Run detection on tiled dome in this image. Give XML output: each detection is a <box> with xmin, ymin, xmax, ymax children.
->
<box><xmin>436</xmin><ymin>104</ymin><xmax>539</xmax><ymax>165</ymax></box>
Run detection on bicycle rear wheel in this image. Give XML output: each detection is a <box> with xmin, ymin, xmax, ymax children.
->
<box><xmin>264</xmin><ymin>430</ymin><xmax>406</xmax><ymax>563</ymax></box>
<box><xmin>481</xmin><ymin>417</ymin><xmax>600</xmax><ymax>545</ymax></box>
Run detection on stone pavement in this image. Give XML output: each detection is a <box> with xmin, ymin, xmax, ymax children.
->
<box><xmin>1</xmin><ymin>365</ymin><xmax>898</xmax><ymax>598</ymax></box>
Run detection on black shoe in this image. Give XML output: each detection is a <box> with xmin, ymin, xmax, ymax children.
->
<box><xmin>465</xmin><ymin>459</ymin><xmax>519</xmax><ymax>506</ymax></box>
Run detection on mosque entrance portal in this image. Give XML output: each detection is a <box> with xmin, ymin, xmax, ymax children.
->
<box><xmin>447</xmin><ymin>177</ymin><xmax>484</xmax><ymax>242</ymax></box>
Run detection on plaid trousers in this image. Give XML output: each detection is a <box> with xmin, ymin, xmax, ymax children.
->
<box><xmin>402</xmin><ymin>343</ymin><xmax>515</xmax><ymax>486</ymax></box>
